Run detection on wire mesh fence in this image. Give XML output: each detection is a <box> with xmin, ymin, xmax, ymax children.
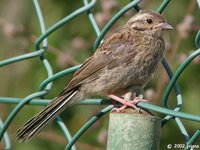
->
<box><xmin>0</xmin><ymin>0</ymin><xmax>200</xmax><ymax>150</ymax></box>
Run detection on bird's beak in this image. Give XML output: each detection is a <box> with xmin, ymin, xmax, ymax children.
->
<box><xmin>154</xmin><ymin>22</ymin><xmax>174</xmax><ymax>30</ymax></box>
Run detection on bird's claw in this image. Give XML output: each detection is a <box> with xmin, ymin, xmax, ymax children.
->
<box><xmin>108</xmin><ymin>94</ymin><xmax>148</xmax><ymax>113</ymax></box>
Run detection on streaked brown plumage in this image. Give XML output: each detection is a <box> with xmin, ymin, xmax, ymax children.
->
<box><xmin>16</xmin><ymin>10</ymin><xmax>173</xmax><ymax>141</ymax></box>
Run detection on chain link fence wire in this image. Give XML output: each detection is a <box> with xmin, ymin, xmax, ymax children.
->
<box><xmin>0</xmin><ymin>0</ymin><xmax>200</xmax><ymax>149</ymax></box>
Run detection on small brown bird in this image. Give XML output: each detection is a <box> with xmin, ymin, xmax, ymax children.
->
<box><xmin>16</xmin><ymin>10</ymin><xmax>173</xmax><ymax>141</ymax></box>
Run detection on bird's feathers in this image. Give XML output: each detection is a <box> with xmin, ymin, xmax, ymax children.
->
<box><xmin>66</xmin><ymin>31</ymin><xmax>138</xmax><ymax>91</ymax></box>
<box><xmin>16</xmin><ymin>90</ymin><xmax>78</xmax><ymax>142</ymax></box>
<box><xmin>16</xmin><ymin>10</ymin><xmax>171</xmax><ymax>142</ymax></box>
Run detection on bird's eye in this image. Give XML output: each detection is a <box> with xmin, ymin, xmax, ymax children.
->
<box><xmin>146</xmin><ymin>19</ymin><xmax>153</xmax><ymax>24</ymax></box>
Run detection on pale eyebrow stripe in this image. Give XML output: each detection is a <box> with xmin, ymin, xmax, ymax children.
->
<box><xmin>128</xmin><ymin>13</ymin><xmax>152</xmax><ymax>23</ymax></box>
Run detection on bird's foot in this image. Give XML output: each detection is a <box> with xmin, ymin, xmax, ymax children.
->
<box><xmin>108</xmin><ymin>94</ymin><xmax>148</xmax><ymax>113</ymax></box>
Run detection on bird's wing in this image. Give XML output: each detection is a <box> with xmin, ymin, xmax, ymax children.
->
<box><xmin>65</xmin><ymin>36</ymin><xmax>138</xmax><ymax>92</ymax></box>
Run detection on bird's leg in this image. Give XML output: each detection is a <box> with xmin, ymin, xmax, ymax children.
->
<box><xmin>108</xmin><ymin>94</ymin><xmax>138</xmax><ymax>112</ymax></box>
<box><xmin>126</xmin><ymin>87</ymin><xmax>148</xmax><ymax>111</ymax></box>
<box><xmin>108</xmin><ymin>94</ymin><xmax>148</xmax><ymax>112</ymax></box>
<box><xmin>125</xmin><ymin>91</ymin><xmax>148</xmax><ymax>111</ymax></box>
<box><xmin>108</xmin><ymin>87</ymin><xmax>148</xmax><ymax>112</ymax></box>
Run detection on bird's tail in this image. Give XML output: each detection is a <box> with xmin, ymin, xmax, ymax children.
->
<box><xmin>16</xmin><ymin>90</ymin><xmax>78</xmax><ymax>142</ymax></box>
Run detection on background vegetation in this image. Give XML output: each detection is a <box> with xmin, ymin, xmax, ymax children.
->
<box><xmin>0</xmin><ymin>0</ymin><xmax>200</xmax><ymax>149</ymax></box>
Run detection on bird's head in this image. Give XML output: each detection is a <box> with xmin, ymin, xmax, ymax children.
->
<box><xmin>126</xmin><ymin>10</ymin><xmax>173</xmax><ymax>36</ymax></box>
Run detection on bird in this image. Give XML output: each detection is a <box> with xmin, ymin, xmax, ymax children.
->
<box><xmin>16</xmin><ymin>10</ymin><xmax>173</xmax><ymax>142</ymax></box>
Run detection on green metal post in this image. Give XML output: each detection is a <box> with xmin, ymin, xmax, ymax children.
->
<box><xmin>107</xmin><ymin>109</ymin><xmax>161</xmax><ymax>150</ymax></box>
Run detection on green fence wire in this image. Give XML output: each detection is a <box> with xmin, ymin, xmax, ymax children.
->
<box><xmin>0</xmin><ymin>0</ymin><xmax>200</xmax><ymax>150</ymax></box>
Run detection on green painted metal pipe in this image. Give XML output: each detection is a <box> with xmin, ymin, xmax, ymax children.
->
<box><xmin>107</xmin><ymin>109</ymin><xmax>161</xmax><ymax>150</ymax></box>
